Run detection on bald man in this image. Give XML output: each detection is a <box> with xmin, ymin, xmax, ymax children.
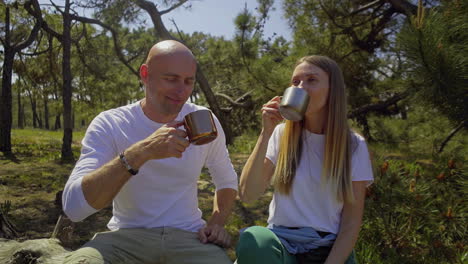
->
<box><xmin>62</xmin><ymin>40</ymin><xmax>237</xmax><ymax>264</ymax></box>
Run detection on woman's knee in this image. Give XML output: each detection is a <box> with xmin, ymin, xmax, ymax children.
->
<box><xmin>236</xmin><ymin>226</ymin><xmax>282</xmax><ymax>258</ymax></box>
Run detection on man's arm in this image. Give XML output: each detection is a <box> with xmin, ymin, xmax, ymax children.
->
<box><xmin>63</xmin><ymin>120</ymin><xmax>189</xmax><ymax>221</ymax></box>
<box><xmin>197</xmin><ymin>114</ymin><xmax>239</xmax><ymax>247</ymax></box>
<box><xmin>81</xmin><ymin>142</ymin><xmax>148</xmax><ymax>210</ymax></box>
<box><xmin>81</xmin><ymin>120</ymin><xmax>189</xmax><ymax>209</ymax></box>
<box><xmin>198</xmin><ymin>188</ymin><xmax>237</xmax><ymax>247</ymax></box>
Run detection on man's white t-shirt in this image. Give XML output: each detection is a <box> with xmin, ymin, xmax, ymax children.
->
<box><xmin>62</xmin><ymin>101</ymin><xmax>238</xmax><ymax>232</ymax></box>
<box><xmin>266</xmin><ymin>124</ymin><xmax>374</xmax><ymax>234</ymax></box>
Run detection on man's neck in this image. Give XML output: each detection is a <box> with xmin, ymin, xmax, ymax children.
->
<box><xmin>140</xmin><ymin>98</ymin><xmax>178</xmax><ymax>123</ymax></box>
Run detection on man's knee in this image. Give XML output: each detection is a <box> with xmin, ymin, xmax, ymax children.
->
<box><xmin>63</xmin><ymin>248</ymin><xmax>104</xmax><ymax>264</ymax></box>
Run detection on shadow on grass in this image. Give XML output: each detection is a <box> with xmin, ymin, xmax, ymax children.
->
<box><xmin>2</xmin><ymin>151</ymin><xmax>21</xmax><ymax>164</ymax></box>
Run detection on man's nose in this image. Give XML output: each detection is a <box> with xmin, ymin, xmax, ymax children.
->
<box><xmin>175</xmin><ymin>83</ymin><xmax>191</xmax><ymax>95</ymax></box>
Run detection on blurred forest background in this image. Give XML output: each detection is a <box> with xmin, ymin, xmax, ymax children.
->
<box><xmin>0</xmin><ymin>0</ymin><xmax>466</xmax><ymax>263</ymax></box>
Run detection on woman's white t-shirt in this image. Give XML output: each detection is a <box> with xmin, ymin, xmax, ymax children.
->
<box><xmin>266</xmin><ymin>124</ymin><xmax>374</xmax><ymax>234</ymax></box>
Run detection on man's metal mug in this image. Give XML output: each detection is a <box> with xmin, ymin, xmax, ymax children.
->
<box><xmin>279</xmin><ymin>86</ymin><xmax>310</xmax><ymax>121</ymax></box>
<box><xmin>183</xmin><ymin>110</ymin><xmax>218</xmax><ymax>145</ymax></box>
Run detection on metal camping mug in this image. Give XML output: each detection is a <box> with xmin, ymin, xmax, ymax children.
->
<box><xmin>279</xmin><ymin>86</ymin><xmax>310</xmax><ymax>121</ymax></box>
<box><xmin>183</xmin><ymin>110</ymin><xmax>218</xmax><ymax>145</ymax></box>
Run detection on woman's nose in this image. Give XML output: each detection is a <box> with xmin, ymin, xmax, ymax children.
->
<box><xmin>297</xmin><ymin>81</ymin><xmax>305</xmax><ymax>88</ymax></box>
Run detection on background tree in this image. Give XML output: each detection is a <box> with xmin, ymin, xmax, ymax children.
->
<box><xmin>0</xmin><ymin>1</ymin><xmax>41</xmax><ymax>155</ymax></box>
<box><xmin>398</xmin><ymin>0</ymin><xmax>467</xmax><ymax>152</ymax></box>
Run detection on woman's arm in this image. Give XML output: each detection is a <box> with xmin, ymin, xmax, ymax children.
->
<box><xmin>325</xmin><ymin>181</ymin><xmax>367</xmax><ymax>264</ymax></box>
<box><xmin>239</xmin><ymin>131</ymin><xmax>276</xmax><ymax>203</ymax></box>
<box><xmin>239</xmin><ymin>96</ymin><xmax>283</xmax><ymax>203</ymax></box>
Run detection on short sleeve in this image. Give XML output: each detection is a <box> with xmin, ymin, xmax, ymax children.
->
<box><xmin>265</xmin><ymin>124</ymin><xmax>285</xmax><ymax>165</ymax></box>
<box><xmin>351</xmin><ymin>135</ymin><xmax>374</xmax><ymax>186</ymax></box>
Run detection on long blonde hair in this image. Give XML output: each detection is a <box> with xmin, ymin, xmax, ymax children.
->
<box><xmin>272</xmin><ymin>55</ymin><xmax>355</xmax><ymax>203</ymax></box>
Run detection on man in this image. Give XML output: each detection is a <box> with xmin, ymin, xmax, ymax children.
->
<box><xmin>63</xmin><ymin>40</ymin><xmax>238</xmax><ymax>264</ymax></box>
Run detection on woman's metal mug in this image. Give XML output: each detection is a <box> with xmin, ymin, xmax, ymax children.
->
<box><xmin>183</xmin><ymin>110</ymin><xmax>218</xmax><ymax>145</ymax></box>
<box><xmin>279</xmin><ymin>86</ymin><xmax>310</xmax><ymax>121</ymax></box>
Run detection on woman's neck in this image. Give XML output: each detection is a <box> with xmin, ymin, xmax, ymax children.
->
<box><xmin>304</xmin><ymin>109</ymin><xmax>327</xmax><ymax>134</ymax></box>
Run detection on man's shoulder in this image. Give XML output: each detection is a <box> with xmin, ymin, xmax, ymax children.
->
<box><xmin>89</xmin><ymin>101</ymin><xmax>140</xmax><ymax>130</ymax></box>
<box><xmin>97</xmin><ymin>101</ymin><xmax>140</xmax><ymax>121</ymax></box>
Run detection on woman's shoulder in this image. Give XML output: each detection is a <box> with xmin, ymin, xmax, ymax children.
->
<box><xmin>271</xmin><ymin>123</ymin><xmax>286</xmax><ymax>137</ymax></box>
<box><xmin>350</xmin><ymin>130</ymin><xmax>368</xmax><ymax>154</ymax></box>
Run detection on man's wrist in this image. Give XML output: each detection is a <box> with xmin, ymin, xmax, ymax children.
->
<box><xmin>122</xmin><ymin>143</ymin><xmax>149</xmax><ymax>171</ymax></box>
<box><xmin>119</xmin><ymin>152</ymin><xmax>139</xmax><ymax>175</ymax></box>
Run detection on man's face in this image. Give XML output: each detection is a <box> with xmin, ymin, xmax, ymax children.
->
<box><xmin>141</xmin><ymin>52</ymin><xmax>197</xmax><ymax>118</ymax></box>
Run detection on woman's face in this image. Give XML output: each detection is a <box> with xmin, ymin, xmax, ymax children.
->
<box><xmin>291</xmin><ymin>62</ymin><xmax>330</xmax><ymax>117</ymax></box>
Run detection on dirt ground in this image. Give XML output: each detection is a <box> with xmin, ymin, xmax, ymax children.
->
<box><xmin>0</xmin><ymin>152</ymin><xmax>272</xmax><ymax>260</ymax></box>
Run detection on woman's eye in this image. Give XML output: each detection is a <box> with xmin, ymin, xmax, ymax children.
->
<box><xmin>292</xmin><ymin>80</ymin><xmax>300</xmax><ymax>85</ymax></box>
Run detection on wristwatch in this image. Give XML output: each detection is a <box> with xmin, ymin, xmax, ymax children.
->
<box><xmin>119</xmin><ymin>152</ymin><xmax>139</xmax><ymax>175</ymax></box>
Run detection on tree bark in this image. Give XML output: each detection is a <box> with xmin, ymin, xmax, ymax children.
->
<box><xmin>61</xmin><ymin>0</ymin><xmax>74</xmax><ymax>162</ymax></box>
<box><xmin>0</xmin><ymin>4</ymin><xmax>41</xmax><ymax>154</ymax></box>
<box><xmin>44</xmin><ymin>96</ymin><xmax>50</xmax><ymax>130</ymax></box>
<box><xmin>17</xmin><ymin>85</ymin><xmax>24</xmax><ymax>129</ymax></box>
<box><xmin>1</xmin><ymin>52</ymin><xmax>15</xmax><ymax>154</ymax></box>
<box><xmin>0</xmin><ymin>8</ymin><xmax>14</xmax><ymax>154</ymax></box>
<box><xmin>438</xmin><ymin>120</ymin><xmax>467</xmax><ymax>154</ymax></box>
<box><xmin>55</xmin><ymin>115</ymin><xmax>61</xmax><ymax>130</ymax></box>
<box><xmin>26</xmin><ymin>90</ymin><xmax>40</xmax><ymax>128</ymax></box>
<box><xmin>348</xmin><ymin>91</ymin><xmax>409</xmax><ymax>119</ymax></box>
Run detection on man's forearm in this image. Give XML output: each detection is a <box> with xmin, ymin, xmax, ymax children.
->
<box><xmin>207</xmin><ymin>188</ymin><xmax>237</xmax><ymax>226</ymax></box>
<box><xmin>82</xmin><ymin>143</ymin><xmax>148</xmax><ymax>210</ymax></box>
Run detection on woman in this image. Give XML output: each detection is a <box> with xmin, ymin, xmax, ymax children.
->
<box><xmin>236</xmin><ymin>55</ymin><xmax>374</xmax><ymax>264</ymax></box>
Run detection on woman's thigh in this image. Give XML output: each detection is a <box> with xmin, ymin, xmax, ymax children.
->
<box><xmin>236</xmin><ymin>226</ymin><xmax>297</xmax><ymax>264</ymax></box>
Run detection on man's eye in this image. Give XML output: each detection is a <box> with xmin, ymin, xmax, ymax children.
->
<box><xmin>308</xmin><ymin>78</ymin><xmax>315</xmax><ymax>82</ymax></box>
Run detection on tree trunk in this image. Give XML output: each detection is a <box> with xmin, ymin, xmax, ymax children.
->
<box><xmin>61</xmin><ymin>0</ymin><xmax>74</xmax><ymax>162</ymax></box>
<box><xmin>44</xmin><ymin>96</ymin><xmax>50</xmax><ymax>130</ymax></box>
<box><xmin>0</xmin><ymin>4</ymin><xmax>41</xmax><ymax>154</ymax></box>
<box><xmin>135</xmin><ymin>0</ymin><xmax>233</xmax><ymax>144</ymax></box>
<box><xmin>0</xmin><ymin>8</ymin><xmax>13</xmax><ymax>154</ymax></box>
<box><xmin>37</xmin><ymin>107</ymin><xmax>43</xmax><ymax>129</ymax></box>
<box><xmin>29</xmin><ymin>96</ymin><xmax>41</xmax><ymax>128</ymax></box>
<box><xmin>0</xmin><ymin>53</ymin><xmax>14</xmax><ymax>154</ymax></box>
<box><xmin>55</xmin><ymin>115</ymin><xmax>61</xmax><ymax>130</ymax></box>
<box><xmin>17</xmin><ymin>85</ymin><xmax>24</xmax><ymax>129</ymax></box>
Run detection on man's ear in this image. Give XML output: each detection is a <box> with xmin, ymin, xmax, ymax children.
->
<box><xmin>140</xmin><ymin>64</ymin><xmax>148</xmax><ymax>82</ymax></box>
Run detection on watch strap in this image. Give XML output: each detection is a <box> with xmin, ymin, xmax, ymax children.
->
<box><xmin>119</xmin><ymin>152</ymin><xmax>138</xmax><ymax>175</ymax></box>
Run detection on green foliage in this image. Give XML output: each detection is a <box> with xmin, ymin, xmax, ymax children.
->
<box><xmin>360</xmin><ymin>148</ymin><xmax>466</xmax><ymax>263</ymax></box>
<box><xmin>398</xmin><ymin>2</ymin><xmax>468</xmax><ymax>124</ymax></box>
<box><xmin>2</xmin><ymin>1</ymin><xmax>466</xmax><ymax>261</ymax></box>
<box><xmin>368</xmin><ymin>104</ymin><xmax>467</xmax><ymax>157</ymax></box>
<box><xmin>228</xmin><ymin>130</ymin><xmax>260</xmax><ymax>154</ymax></box>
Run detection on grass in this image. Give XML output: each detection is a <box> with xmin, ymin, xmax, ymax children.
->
<box><xmin>1</xmin><ymin>128</ymin><xmax>466</xmax><ymax>263</ymax></box>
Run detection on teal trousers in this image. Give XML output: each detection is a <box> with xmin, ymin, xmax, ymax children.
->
<box><xmin>236</xmin><ymin>226</ymin><xmax>357</xmax><ymax>264</ymax></box>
